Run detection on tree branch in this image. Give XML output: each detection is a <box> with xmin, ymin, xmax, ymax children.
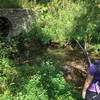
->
<box><xmin>74</xmin><ymin>39</ymin><xmax>92</xmax><ymax>65</ymax></box>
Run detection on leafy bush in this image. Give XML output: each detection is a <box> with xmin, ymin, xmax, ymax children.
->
<box><xmin>0</xmin><ymin>0</ymin><xmax>20</xmax><ymax>8</ymax></box>
<box><xmin>38</xmin><ymin>59</ymin><xmax>82</xmax><ymax>100</ymax></box>
<box><xmin>27</xmin><ymin>0</ymin><xmax>99</xmax><ymax>46</ymax></box>
<box><xmin>0</xmin><ymin>58</ymin><xmax>18</xmax><ymax>94</ymax></box>
<box><xmin>0</xmin><ymin>38</ymin><xmax>11</xmax><ymax>58</ymax></box>
<box><xmin>13</xmin><ymin>74</ymin><xmax>48</xmax><ymax>100</ymax></box>
<box><xmin>0</xmin><ymin>54</ymin><xmax>82</xmax><ymax>100</ymax></box>
<box><xmin>31</xmin><ymin>0</ymin><xmax>87</xmax><ymax>45</ymax></box>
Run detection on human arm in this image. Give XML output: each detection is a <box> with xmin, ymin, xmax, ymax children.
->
<box><xmin>82</xmin><ymin>74</ymin><xmax>94</xmax><ymax>99</ymax></box>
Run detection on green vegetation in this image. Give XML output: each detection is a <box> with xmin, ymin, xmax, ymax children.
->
<box><xmin>0</xmin><ymin>0</ymin><xmax>100</xmax><ymax>99</ymax></box>
<box><xmin>0</xmin><ymin>37</ymin><xmax>82</xmax><ymax>99</ymax></box>
<box><xmin>0</xmin><ymin>0</ymin><xmax>99</xmax><ymax>45</ymax></box>
<box><xmin>28</xmin><ymin>0</ymin><xmax>100</xmax><ymax>46</ymax></box>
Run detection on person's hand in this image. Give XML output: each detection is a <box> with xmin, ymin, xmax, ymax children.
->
<box><xmin>82</xmin><ymin>90</ymin><xmax>86</xmax><ymax>99</ymax></box>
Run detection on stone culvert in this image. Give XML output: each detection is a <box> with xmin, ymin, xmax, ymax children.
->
<box><xmin>0</xmin><ymin>8</ymin><xmax>35</xmax><ymax>37</ymax></box>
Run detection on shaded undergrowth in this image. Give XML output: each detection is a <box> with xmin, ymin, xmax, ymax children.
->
<box><xmin>0</xmin><ymin>36</ymin><xmax>83</xmax><ymax>100</ymax></box>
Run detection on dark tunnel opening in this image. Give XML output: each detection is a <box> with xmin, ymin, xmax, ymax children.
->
<box><xmin>0</xmin><ymin>17</ymin><xmax>12</xmax><ymax>37</ymax></box>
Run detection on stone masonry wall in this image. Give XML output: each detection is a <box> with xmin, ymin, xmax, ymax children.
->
<box><xmin>0</xmin><ymin>8</ymin><xmax>35</xmax><ymax>36</ymax></box>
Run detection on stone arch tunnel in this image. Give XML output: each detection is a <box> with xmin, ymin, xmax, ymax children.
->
<box><xmin>0</xmin><ymin>9</ymin><xmax>35</xmax><ymax>37</ymax></box>
<box><xmin>0</xmin><ymin>17</ymin><xmax>12</xmax><ymax>37</ymax></box>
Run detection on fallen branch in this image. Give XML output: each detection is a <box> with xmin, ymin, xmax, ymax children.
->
<box><xmin>74</xmin><ymin>39</ymin><xmax>92</xmax><ymax>65</ymax></box>
<box><xmin>16</xmin><ymin>59</ymin><xmax>34</xmax><ymax>64</ymax></box>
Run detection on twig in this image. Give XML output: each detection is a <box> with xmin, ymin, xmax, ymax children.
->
<box><xmin>74</xmin><ymin>39</ymin><xmax>92</xmax><ymax>65</ymax></box>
